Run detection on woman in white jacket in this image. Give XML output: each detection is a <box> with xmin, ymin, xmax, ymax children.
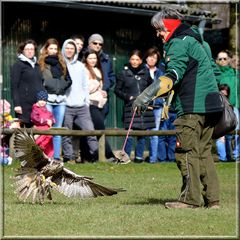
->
<box><xmin>82</xmin><ymin>49</ymin><xmax>117</xmax><ymax>162</ymax></box>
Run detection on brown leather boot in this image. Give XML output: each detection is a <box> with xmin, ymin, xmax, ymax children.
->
<box><xmin>206</xmin><ymin>201</ymin><xmax>220</xmax><ymax>209</ymax></box>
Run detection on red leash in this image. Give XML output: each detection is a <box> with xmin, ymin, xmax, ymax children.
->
<box><xmin>121</xmin><ymin>107</ymin><xmax>137</xmax><ymax>152</ymax></box>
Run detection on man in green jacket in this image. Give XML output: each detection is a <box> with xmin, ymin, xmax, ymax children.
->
<box><xmin>133</xmin><ymin>8</ymin><xmax>223</xmax><ymax>209</ymax></box>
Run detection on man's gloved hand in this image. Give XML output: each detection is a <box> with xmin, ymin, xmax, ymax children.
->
<box><xmin>161</xmin><ymin>104</ymin><xmax>170</xmax><ymax>120</ymax></box>
<box><xmin>161</xmin><ymin>90</ymin><xmax>175</xmax><ymax>120</ymax></box>
<box><xmin>132</xmin><ymin>76</ymin><xmax>173</xmax><ymax>114</ymax></box>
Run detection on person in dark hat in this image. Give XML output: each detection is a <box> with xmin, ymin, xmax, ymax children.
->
<box><xmin>30</xmin><ymin>90</ymin><xmax>55</xmax><ymax>157</ymax></box>
<box><xmin>36</xmin><ymin>90</ymin><xmax>48</xmax><ymax>102</ymax></box>
<box><xmin>132</xmin><ymin>8</ymin><xmax>223</xmax><ymax>209</ymax></box>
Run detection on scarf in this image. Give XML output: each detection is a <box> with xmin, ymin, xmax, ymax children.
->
<box><xmin>163</xmin><ymin>19</ymin><xmax>181</xmax><ymax>42</ymax></box>
<box><xmin>18</xmin><ymin>53</ymin><xmax>37</xmax><ymax>68</ymax></box>
<box><xmin>45</xmin><ymin>55</ymin><xmax>63</xmax><ymax>78</ymax></box>
<box><xmin>128</xmin><ymin>63</ymin><xmax>145</xmax><ymax>75</ymax></box>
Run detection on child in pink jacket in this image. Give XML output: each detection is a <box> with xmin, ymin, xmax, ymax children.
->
<box><xmin>31</xmin><ymin>90</ymin><xmax>55</xmax><ymax>157</ymax></box>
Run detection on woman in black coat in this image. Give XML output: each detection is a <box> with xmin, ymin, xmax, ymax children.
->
<box><xmin>115</xmin><ymin>49</ymin><xmax>155</xmax><ymax>163</ymax></box>
<box><xmin>10</xmin><ymin>39</ymin><xmax>44</xmax><ymax>127</ymax></box>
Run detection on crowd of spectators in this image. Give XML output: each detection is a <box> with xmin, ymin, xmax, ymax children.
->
<box><xmin>2</xmin><ymin>33</ymin><xmax>239</xmax><ymax>164</ymax></box>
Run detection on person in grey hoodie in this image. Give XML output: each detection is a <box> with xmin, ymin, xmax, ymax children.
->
<box><xmin>61</xmin><ymin>39</ymin><xmax>98</xmax><ymax>162</ymax></box>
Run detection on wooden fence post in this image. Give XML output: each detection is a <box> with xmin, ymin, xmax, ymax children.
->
<box><xmin>9</xmin><ymin>133</ymin><xmax>15</xmax><ymax>158</ymax></box>
<box><xmin>98</xmin><ymin>133</ymin><xmax>105</xmax><ymax>161</ymax></box>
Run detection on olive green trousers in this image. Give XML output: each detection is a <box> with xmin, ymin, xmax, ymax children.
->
<box><xmin>174</xmin><ymin>114</ymin><xmax>219</xmax><ymax>206</ymax></box>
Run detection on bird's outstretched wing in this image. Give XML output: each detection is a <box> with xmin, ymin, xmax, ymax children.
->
<box><xmin>13</xmin><ymin>128</ymin><xmax>49</xmax><ymax>169</ymax></box>
<box><xmin>52</xmin><ymin>167</ymin><xmax>125</xmax><ymax>198</ymax></box>
<box><xmin>12</xmin><ymin>128</ymin><xmax>125</xmax><ymax>203</ymax></box>
<box><xmin>13</xmin><ymin>128</ymin><xmax>53</xmax><ymax>203</ymax></box>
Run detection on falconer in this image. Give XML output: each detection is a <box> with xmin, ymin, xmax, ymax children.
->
<box><xmin>133</xmin><ymin>8</ymin><xmax>223</xmax><ymax>209</ymax></box>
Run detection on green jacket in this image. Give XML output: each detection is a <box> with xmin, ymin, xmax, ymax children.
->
<box><xmin>164</xmin><ymin>24</ymin><xmax>222</xmax><ymax>117</ymax></box>
<box><xmin>217</xmin><ymin>65</ymin><xmax>238</xmax><ymax>107</ymax></box>
<box><xmin>237</xmin><ymin>70</ymin><xmax>240</xmax><ymax>108</ymax></box>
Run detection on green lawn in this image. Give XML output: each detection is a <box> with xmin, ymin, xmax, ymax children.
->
<box><xmin>1</xmin><ymin>161</ymin><xmax>238</xmax><ymax>238</ymax></box>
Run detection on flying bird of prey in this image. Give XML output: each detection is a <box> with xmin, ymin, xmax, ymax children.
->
<box><xmin>13</xmin><ymin>128</ymin><xmax>125</xmax><ymax>204</ymax></box>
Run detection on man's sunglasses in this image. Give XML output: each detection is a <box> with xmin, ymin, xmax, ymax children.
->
<box><xmin>218</xmin><ymin>58</ymin><xmax>227</xmax><ymax>61</ymax></box>
<box><xmin>92</xmin><ymin>42</ymin><xmax>103</xmax><ymax>46</ymax></box>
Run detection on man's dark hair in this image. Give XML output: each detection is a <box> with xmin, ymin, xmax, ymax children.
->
<box><xmin>219</xmin><ymin>84</ymin><xmax>230</xmax><ymax>98</ymax></box>
<box><xmin>70</xmin><ymin>34</ymin><xmax>85</xmax><ymax>43</ymax></box>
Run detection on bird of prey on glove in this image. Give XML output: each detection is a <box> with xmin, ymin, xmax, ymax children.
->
<box><xmin>12</xmin><ymin>128</ymin><xmax>125</xmax><ymax>204</ymax></box>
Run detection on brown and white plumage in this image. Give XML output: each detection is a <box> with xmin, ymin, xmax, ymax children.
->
<box><xmin>13</xmin><ymin>128</ymin><xmax>125</xmax><ymax>204</ymax></box>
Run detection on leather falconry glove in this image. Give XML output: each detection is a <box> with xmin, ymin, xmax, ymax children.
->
<box><xmin>161</xmin><ymin>90</ymin><xmax>175</xmax><ymax>120</ymax></box>
<box><xmin>132</xmin><ymin>76</ymin><xmax>173</xmax><ymax>114</ymax></box>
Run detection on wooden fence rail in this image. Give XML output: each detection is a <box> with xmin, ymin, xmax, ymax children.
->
<box><xmin>2</xmin><ymin>128</ymin><xmax>239</xmax><ymax>161</ymax></box>
<box><xmin>2</xmin><ymin>128</ymin><xmax>176</xmax><ymax>161</ymax></box>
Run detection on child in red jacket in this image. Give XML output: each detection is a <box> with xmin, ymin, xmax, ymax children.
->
<box><xmin>31</xmin><ymin>90</ymin><xmax>55</xmax><ymax>157</ymax></box>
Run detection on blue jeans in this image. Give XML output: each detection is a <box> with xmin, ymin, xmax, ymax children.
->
<box><xmin>149</xmin><ymin>107</ymin><xmax>162</xmax><ymax>163</ymax></box>
<box><xmin>216</xmin><ymin>137</ymin><xmax>228</xmax><ymax>161</ymax></box>
<box><xmin>216</xmin><ymin>135</ymin><xmax>232</xmax><ymax>161</ymax></box>
<box><xmin>233</xmin><ymin>107</ymin><xmax>240</xmax><ymax>160</ymax></box>
<box><xmin>158</xmin><ymin>112</ymin><xmax>177</xmax><ymax>162</ymax></box>
<box><xmin>216</xmin><ymin>107</ymin><xmax>240</xmax><ymax>161</ymax></box>
<box><xmin>124</xmin><ymin>135</ymin><xmax>146</xmax><ymax>160</ymax></box>
<box><xmin>46</xmin><ymin>103</ymin><xmax>66</xmax><ymax>159</ymax></box>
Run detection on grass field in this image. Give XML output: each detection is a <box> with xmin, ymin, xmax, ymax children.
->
<box><xmin>1</xmin><ymin>161</ymin><xmax>239</xmax><ymax>239</ymax></box>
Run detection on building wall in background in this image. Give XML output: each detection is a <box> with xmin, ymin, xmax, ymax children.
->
<box><xmin>2</xmin><ymin>1</ymin><xmax>236</xmax><ymax>148</ymax></box>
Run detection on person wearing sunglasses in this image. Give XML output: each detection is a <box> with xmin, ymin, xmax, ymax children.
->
<box><xmin>216</xmin><ymin>50</ymin><xmax>231</xmax><ymax>66</ymax></box>
<box><xmin>216</xmin><ymin>51</ymin><xmax>237</xmax><ymax>107</ymax></box>
<box><xmin>216</xmin><ymin>50</ymin><xmax>239</xmax><ymax>162</ymax></box>
<box><xmin>88</xmin><ymin>33</ymin><xmax>116</xmax><ymax>119</ymax></box>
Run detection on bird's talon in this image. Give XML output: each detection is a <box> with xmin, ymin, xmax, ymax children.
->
<box><xmin>50</xmin><ymin>182</ymin><xmax>57</xmax><ymax>187</ymax></box>
<box><xmin>41</xmin><ymin>175</ymin><xmax>46</xmax><ymax>182</ymax></box>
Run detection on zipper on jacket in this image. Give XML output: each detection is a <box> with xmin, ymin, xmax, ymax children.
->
<box><xmin>135</xmin><ymin>75</ymin><xmax>144</xmax><ymax>129</ymax></box>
